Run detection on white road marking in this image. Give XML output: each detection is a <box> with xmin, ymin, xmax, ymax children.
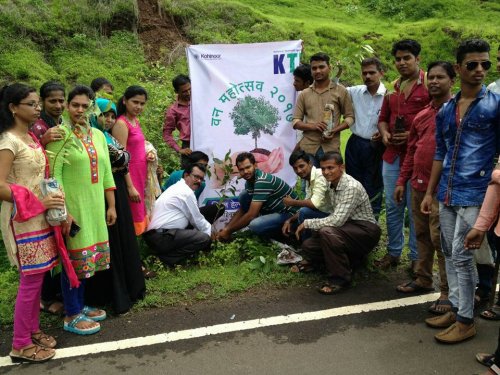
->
<box><xmin>0</xmin><ymin>293</ymin><xmax>440</xmax><ymax>367</ymax></box>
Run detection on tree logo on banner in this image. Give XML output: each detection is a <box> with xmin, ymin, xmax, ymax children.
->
<box><xmin>230</xmin><ymin>95</ymin><xmax>280</xmax><ymax>150</ymax></box>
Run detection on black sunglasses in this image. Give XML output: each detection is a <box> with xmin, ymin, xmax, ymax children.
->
<box><xmin>465</xmin><ymin>60</ymin><xmax>492</xmax><ymax>71</ymax></box>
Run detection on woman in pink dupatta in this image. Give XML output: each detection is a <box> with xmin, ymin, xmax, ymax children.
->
<box><xmin>0</xmin><ymin>84</ymin><xmax>66</xmax><ymax>363</ymax></box>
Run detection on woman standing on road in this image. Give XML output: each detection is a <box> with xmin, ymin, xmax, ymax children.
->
<box><xmin>86</xmin><ymin>97</ymin><xmax>146</xmax><ymax>313</ymax></box>
<box><xmin>0</xmin><ymin>83</ymin><xmax>64</xmax><ymax>362</ymax></box>
<box><xmin>47</xmin><ymin>85</ymin><xmax>116</xmax><ymax>335</ymax></box>
<box><xmin>31</xmin><ymin>81</ymin><xmax>67</xmax><ymax>317</ymax></box>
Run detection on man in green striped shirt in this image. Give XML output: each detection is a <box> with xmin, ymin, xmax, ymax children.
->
<box><xmin>217</xmin><ymin>152</ymin><xmax>298</xmax><ymax>241</ymax></box>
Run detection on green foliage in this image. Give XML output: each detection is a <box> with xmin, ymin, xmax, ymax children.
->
<box><xmin>230</xmin><ymin>96</ymin><xmax>280</xmax><ymax>149</ymax></box>
<box><xmin>198</xmin><ymin>232</ymin><xmax>279</xmax><ymax>273</ymax></box>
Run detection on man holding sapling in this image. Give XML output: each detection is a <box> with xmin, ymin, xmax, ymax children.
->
<box><xmin>292</xmin><ymin>52</ymin><xmax>354</xmax><ymax>167</ymax></box>
<box><xmin>217</xmin><ymin>152</ymin><xmax>298</xmax><ymax>241</ymax></box>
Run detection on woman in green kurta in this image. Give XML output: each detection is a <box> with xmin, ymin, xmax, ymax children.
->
<box><xmin>46</xmin><ymin>85</ymin><xmax>116</xmax><ymax>335</ymax></box>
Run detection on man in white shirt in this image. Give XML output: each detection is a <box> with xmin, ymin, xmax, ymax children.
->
<box><xmin>487</xmin><ymin>44</ymin><xmax>500</xmax><ymax>94</ymax></box>
<box><xmin>144</xmin><ymin>163</ymin><xmax>213</xmax><ymax>266</ymax></box>
<box><xmin>345</xmin><ymin>57</ymin><xmax>386</xmax><ymax>219</ymax></box>
<box><xmin>282</xmin><ymin>150</ymin><xmax>331</xmax><ymax>241</ymax></box>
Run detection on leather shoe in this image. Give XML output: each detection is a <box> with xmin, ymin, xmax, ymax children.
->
<box><xmin>434</xmin><ymin>322</ymin><xmax>476</xmax><ymax>344</ymax></box>
<box><xmin>374</xmin><ymin>254</ymin><xmax>400</xmax><ymax>269</ymax></box>
<box><xmin>425</xmin><ymin>311</ymin><xmax>456</xmax><ymax>328</ymax></box>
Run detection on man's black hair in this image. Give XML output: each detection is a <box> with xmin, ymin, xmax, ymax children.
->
<box><xmin>293</xmin><ymin>64</ymin><xmax>313</xmax><ymax>85</ymax></box>
<box><xmin>184</xmin><ymin>162</ymin><xmax>206</xmax><ymax>177</ymax></box>
<box><xmin>289</xmin><ymin>150</ymin><xmax>311</xmax><ymax>166</ymax></box>
<box><xmin>361</xmin><ymin>57</ymin><xmax>384</xmax><ymax>72</ymax></box>
<box><xmin>320</xmin><ymin>151</ymin><xmax>343</xmax><ymax>165</ymax></box>
<box><xmin>391</xmin><ymin>39</ymin><xmax>421</xmax><ymax>57</ymax></box>
<box><xmin>172</xmin><ymin>74</ymin><xmax>191</xmax><ymax>93</ymax></box>
<box><xmin>427</xmin><ymin>61</ymin><xmax>456</xmax><ymax>79</ymax></box>
<box><xmin>235</xmin><ymin>152</ymin><xmax>255</xmax><ymax>166</ymax></box>
<box><xmin>310</xmin><ymin>52</ymin><xmax>330</xmax><ymax>65</ymax></box>
<box><xmin>456</xmin><ymin>39</ymin><xmax>490</xmax><ymax>64</ymax></box>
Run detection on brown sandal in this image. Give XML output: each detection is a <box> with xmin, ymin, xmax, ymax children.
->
<box><xmin>32</xmin><ymin>331</ymin><xmax>57</xmax><ymax>349</ymax></box>
<box><xmin>9</xmin><ymin>343</ymin><xmax>55</xmax><ymax>363</ymax></box>
<box><xmin>290</xmin><ymin>261</ymin><xmax>314</xmax><ymax>273</ymax></box>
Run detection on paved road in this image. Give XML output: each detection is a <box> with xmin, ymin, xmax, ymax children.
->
<box><xmin>0</xmin><ymin>274</ymin><xmax>497</xmax><ymax>374</ymax></box>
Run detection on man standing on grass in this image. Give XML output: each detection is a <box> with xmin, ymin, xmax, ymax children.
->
<box><xmin>217</xmin><ymin>152</ymin><xmax>298</xmax><ymax>241</ymax></box>
<box><xmin>394</xmin><ymin>61</ymin><xmax>454</xmax><ymax>316</ymax></box>
<box><xmin>421</xmin><ymin>39</ymin><xmax>500</xmax><ymax>344</ymax></box>
<box><xmin>163</xmin><ymin>74</ymin><xmax>192</xmax><ymax>166</ymax></box>
<box><xmin>296</xmin><ymin>152</ymin><xmax>381</xmax><ymax>294</ymax></box>
<box><xmin>345</xmin><ymin>57</ymin><xmax>386</xmax><ymax>219</ymax></box>
<box><xmin>292</xmin><ymin>52</ymin><xmax>354</xmax><ymax>167</ymax></box>
<box><xmin>374</xmin><ymin>39</ymin><xmax>430</xmax><ymax>273</ymax></box>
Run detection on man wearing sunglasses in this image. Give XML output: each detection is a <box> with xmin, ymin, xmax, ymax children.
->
<box><xmin>487</xmin><ymin>44</ymin><xmax>500</xmax><ymax>94</ymax></box>
<box><xmin>144</xmin><ymin>163</ymin><xmax>214</xmax><ymax>267</ymax></box>
<box><xmin>421</xmin><ymin>39</ymin><xmax>500</xmax><ymax>344</ymax></box>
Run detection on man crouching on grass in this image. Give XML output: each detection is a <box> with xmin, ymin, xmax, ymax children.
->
<box><xmin>296</xmin><ymin>152</ymin><xmax>381</xmax><ymax>294</ymax></box>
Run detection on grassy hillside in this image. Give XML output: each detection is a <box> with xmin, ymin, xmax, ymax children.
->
<box><xmin>0</xmin><ymin>0</ymin><xmax>499</xmax><ymax>165</ymax></box>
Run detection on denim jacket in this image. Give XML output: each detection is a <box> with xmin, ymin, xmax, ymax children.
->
<box><xmin>435</xmin><ymin>86</ymin><xmax>500</xmax><ymax>206</ymax></box>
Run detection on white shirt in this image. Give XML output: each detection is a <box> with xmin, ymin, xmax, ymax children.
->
<box><xmin>147</xmin><ymin>179</ymin><xmax>211</xmax><ymax>236</ymax></box>
<box><xmin>347</xmin><ymin>83</ymin><xmax>386</xmax><ymax>139</ymax></box>
<box><xmin>487</xmin><ymin>79</ymin><xmax>500</xmax><ymax>94</ymax></box>
<box><xmin>305</xmin><ymin>166</ymin><xmax>332</xmax><ymax>212</ymax></box>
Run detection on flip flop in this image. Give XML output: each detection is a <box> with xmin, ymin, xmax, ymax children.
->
<box><xmin>82</xmin><ymin>306</ymin><xmax>107</xmax><ymax>322</ymax></box>
<box><xmin>396</xmin><ymin>281</ymin><xmax>434</xmax><ymax>294</ymax></box>
<box><xmin>428</xmin><ymin>298</ymin><xmax>453</xmax><ymax>315</ymax></box>
<box><xmin>63</xmin><ymin>314</ymin><xmax>101</xmax><ymax>335</ymax></box>
<box><xmin>480</xmin><ymin>306</ymin><xmax>500</xmax><ymax>321</ymax></box>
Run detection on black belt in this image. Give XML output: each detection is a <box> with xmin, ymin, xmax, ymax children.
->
<box><xmin>145</xmin><ymin>228</ymin><xmax>170</xmax><ymax>235</ymax></box>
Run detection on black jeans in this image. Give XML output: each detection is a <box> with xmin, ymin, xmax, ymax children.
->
<box><xmin>143</xmin><ymin>228</ymin><xmax>211</xmax><ymax>266</ymax></box>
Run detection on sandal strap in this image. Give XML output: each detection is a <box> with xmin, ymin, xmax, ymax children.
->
<box><xmin>67</xmin><ymin>313</ymin><xmax>94</xmax><ymax>327</ymax></box>
<box><xmin>81</xmin><ymin>306</ymin><xmax>98</xmax><ymax>314</ymax></box>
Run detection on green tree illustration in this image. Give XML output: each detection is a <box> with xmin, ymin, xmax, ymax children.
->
<box><xmin>229</xmin><ymin>95</ymin><xmax>280</xmax><ymax>149</ymax></box>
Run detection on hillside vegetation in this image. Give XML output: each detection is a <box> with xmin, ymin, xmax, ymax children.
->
<box><xmin>0</xmin><ymin>0</ymin><xmax>499</xmax><ymax>165</ymax></box>
<box><xmin>0</xmin><ymin>0</ymin><xmax>499</xmax><ymax>323</ymax></box>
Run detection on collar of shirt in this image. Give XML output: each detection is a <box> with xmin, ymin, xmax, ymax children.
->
<box><xmin>451</xmin><ymin>85</ymin><xmax>487</xmax><ymax>104</ymax></box>
<box><xmin>394</xmin><ymin>69</ymin><xmax>426</xmax><ymax>92</ymax></box>
<box><xmin>329</xmin><ymin>172</ymin><xmax>346</xmax><ymax>191</ymax></box>
<box><xmin>310</xmin><ymin>81</ymin><xmax>337</xmax><ymax>95</ymax></box>
<box><xmin>361</xmin><ymin>82</ymin><xmax>387</xmax><ymax>96</ymax></box>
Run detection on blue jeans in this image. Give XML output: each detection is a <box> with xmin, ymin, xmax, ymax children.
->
<box><xmin>239</xmin><ymin>191</ymin><xmax>292</xmax><ymax>237</ymax></box>
<box><xmin>61</xmin><ymin>269</ymin><xmax>85</xmax><ymax>317</ymax></box>
<box><xmin>382</xmin><ymin>158</ymin><xmax>417</xmax><ymax>260</ymax></box>
<box><xmin>297</xmin><ymin>207</ymin><xmax>330</xmax><ymax>241</ymax></box>
<box><xmin>439</xmin><ymin>204</ymin><xmax>478</xmax><ymax>323</ymax></box>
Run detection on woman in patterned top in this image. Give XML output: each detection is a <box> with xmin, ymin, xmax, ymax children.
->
<box><xmin>0</xmin><ymin>83</ymin><xmax>65</xmax><ymax>362</ymax></box>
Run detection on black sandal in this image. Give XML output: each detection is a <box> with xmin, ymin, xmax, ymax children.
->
<box><xmin>316</xmin><ymin>282</ymin><xmax>349</xmax><ymax>295</ymax></box>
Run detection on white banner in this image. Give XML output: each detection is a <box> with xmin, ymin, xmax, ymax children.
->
<box><xmin>187</xmin><ymin>40</ymin><xmax>302</xmax><ymax>227</ymax></box>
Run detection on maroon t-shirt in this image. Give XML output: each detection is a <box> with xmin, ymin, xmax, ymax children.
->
<box><xmin>378</xmin><ymin>70</ymin><xmax>430</xmax><ymax>164</ymax></box>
